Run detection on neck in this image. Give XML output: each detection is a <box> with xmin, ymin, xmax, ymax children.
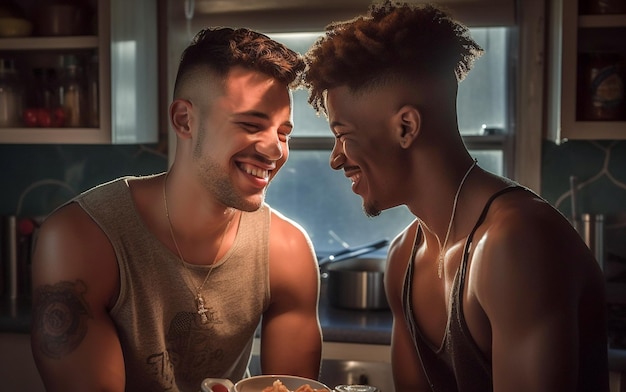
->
<box><xmin>163</xmin><ymin>171</ymin><xmax>238</xmax><ymax>265</ymax></box>
<box><xmin>407</xmin><ymin>155</ymin><xmax>477</xmax><ymax>239</ymax></box>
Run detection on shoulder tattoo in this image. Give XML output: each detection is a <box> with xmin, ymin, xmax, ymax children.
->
<box><xmin>32</xmin><ymin>280</ymin><xmax>93</xmax><ymax>359</ymax></box>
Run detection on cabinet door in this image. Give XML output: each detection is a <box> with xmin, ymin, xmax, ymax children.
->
<box><xmin>0</xmin><ymin>0</ymin><xmax>158</xmax><ymax>144</ymax></box>
<box><xmin>548</xmin><ymin>0</ymin><xmax>626</xmax><ymax>142</ymax></box>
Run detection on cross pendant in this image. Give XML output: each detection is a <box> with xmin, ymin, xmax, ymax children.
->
<box><xmin>196</xmin><ymin>293</ymin><xmax>209</xmax><ymax>324</ymax></box>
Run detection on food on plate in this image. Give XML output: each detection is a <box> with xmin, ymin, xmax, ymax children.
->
<box><xmin>261</xmin><ymin>379</ymin><xmax>330</xmax><ymax>392</ymax></box>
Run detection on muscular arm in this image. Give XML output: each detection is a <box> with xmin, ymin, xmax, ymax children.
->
<box><xmin>31</xmin><ymin>203</ymin><xmax>125</xmax><ymax>391</ymax></box>
<box><xmin>260</xmin><ymin>210</ymin><xmax>322</xmax><ymax>379</ymax></box>
<box><xmin>386</xmin><ymin>223</ymin><xmax>431</xmax><ymax>392</ymax></box>
<box><xmin>474</xmin><ymin>199</ymin><xmax>608</xmax><ymax>392</ymax></box>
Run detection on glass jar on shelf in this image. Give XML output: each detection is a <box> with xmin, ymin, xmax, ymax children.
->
<box><xmin>0</xmin><ymin>58</ymin><xmax>23</xmax><ymax>128</ymax></box>
<box><xmin>58</xmin><ymin>54</ymin><xmax>87</xmax><ymax>127</ymax></box>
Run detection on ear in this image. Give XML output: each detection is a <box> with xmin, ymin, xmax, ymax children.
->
<box><xmin>169</xmin><ymin>99</ymin><xmax>193</xmax><ymax>139</ymax></box>
<box><xmin>394</xmin><ymin>105</ymin><xmax>421</xmax><ymax>149</ymax></box>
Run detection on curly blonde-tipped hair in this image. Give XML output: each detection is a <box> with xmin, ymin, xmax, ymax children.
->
<box><xmin>302</xmin><ymin>1</ymin><xmax>483</xmax><ymax>116</ymax></box>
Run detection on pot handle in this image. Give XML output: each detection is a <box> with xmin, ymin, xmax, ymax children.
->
<box><xmin>201</xmin><ymin>378</ymin><xmax>235</xmax><ymax>392</ymax></box>
<box><xmin>318</xmin><ymin>238</ymin><xmax>389</xmax><ymax>268</ymax></box>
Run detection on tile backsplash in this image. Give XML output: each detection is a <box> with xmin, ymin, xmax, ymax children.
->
<box><xmin>541</xmin><ymin>140</ymin><xmax>626</xmax><ymax>261</ymax></box>
<box><xmin>0</xmin><ymin>144</ymin><xmax>168</xmax><ymax>217</ymax></box>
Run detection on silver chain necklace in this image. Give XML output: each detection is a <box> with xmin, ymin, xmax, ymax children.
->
<box><xmin>419</xmin><ymin>159</ymin><xmax>477</xmax><ymax>279</ymax></box>
<box><xmin>437</xmin><ymin>159</ymin><xmax>477</xmax><ymax>278</ymax></box>
<box><xmin>162</xmin><ymin>171</ymin><xmax>234</xmax><ymax>323</ymax></box>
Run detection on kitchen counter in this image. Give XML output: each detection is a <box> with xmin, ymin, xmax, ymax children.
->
<box><xmin>318</xmin><ymin>278</ymin><xmax>393</xmax><ymax>345</ymax></box>
<box><xmin>2</xmin><ymin>288</ymin><xmax>625</xmax><ymax>373</ymax></box>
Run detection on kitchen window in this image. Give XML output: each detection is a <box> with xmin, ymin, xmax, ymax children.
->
<box><xmin>265</xmin><ymin>28</ymin><xmax>515</xmax><ymax>254</ymax></box>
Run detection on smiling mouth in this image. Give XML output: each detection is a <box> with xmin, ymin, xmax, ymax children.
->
<box><xmin>349</xmin><ymin>173</ymin><xmax>361</xmax><ymax>186</ymax></box>
<box><xmin>239</xmin><ymin>162</ymin><xmax>270</xmax><ymax>180</ymax></box>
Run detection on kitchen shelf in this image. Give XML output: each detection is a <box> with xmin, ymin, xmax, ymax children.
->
<box><xmin>547</xmin><ymin>0</ymin><xmax>626</xmax><ymax>142</ymax></box>
<box><xmin>0</xmin><ymin>0</ymin><xmax>158</xmax><ymax>145</ymax></box>
<box><xmin>0</xmin><ymin>126</ymin><xmax>111</xmax><ymax>144</ymax></box>
<box><xmin>0</xmin><ymin>36</ymin><xmax>99</xmax><ymax>50</ymax></box>
<box><xmin>579</xmin><ymin>14</ymin><xmax>626</xmax><ymax>27</ymax></box>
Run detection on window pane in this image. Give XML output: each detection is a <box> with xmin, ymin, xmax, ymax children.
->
<box><xmin>457</xmin><ymin>28</ymin><xmax>509</xmax><ymax>136</ymax></box>
<box><xmin>266</xmin><ymin>150</ymin><xmax>413</xmax><ymax>254</ymax></box>
<box><xmin>266</xmin><ymin>149</ymin><xmax>502</xmax><ymax>254</ymax></box>
<box><xmin>469</xmin><ymin>150</ymin><xmax>503</xmax><ymax>176</ymax></box>
<box><xmin>269</xmin><ymin>32</ymin><xmax>331</xmax><ymax>136</ymax></box>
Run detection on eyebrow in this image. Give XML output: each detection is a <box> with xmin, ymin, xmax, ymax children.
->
<box><xmin>329</xmin><ymin>120</ymin><xmax>345</xmax><ymax>135</ymax></box>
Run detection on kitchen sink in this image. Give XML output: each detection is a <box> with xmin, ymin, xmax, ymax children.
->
<box><xmin>248</xmin><ymin>356</ymin><xmax>395</xmax><ymax>392</ymax></box>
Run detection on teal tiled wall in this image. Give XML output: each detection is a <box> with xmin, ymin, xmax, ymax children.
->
<box><xmin>0</xmin><ymin>144</ymin><xmax>168</xmax><ymax>217</ymax></box>
<box><xmin>541</xmin><ymin>140</ymin><xmax>626</xmax><ymax>262</ymax></box>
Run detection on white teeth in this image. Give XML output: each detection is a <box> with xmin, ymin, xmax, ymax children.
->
<box><xmin>242</xmin><ymin>164</ymin><xmax>269</xmax><ymax>179</ymax></box>
<box><xmin>350</xmin><ymin>174</ymin><xmax>360</xmax><ymax>185</ymax></box>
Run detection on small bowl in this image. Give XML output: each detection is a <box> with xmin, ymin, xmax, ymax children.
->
<box><xmin>201</xmin><ymin>375</ymin><xmax>330</xmax><ymax>392</ymax></box>
<box><xmin>235</xmin><ymin>375</ymin><xmax>330</xmax><ymax>392</ymax></box>
<box><xmin>0</xmin><ymin>17</ymin><xmax>32</xmax><ymax>37</ymax></box>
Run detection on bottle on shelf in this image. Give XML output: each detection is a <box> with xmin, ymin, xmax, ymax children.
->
<box><xmin>87</xmin><ymin>54</ymin><xmax>99</xmax><ymax>127</ymax></box>
<box><xmin>58</xmin><ymin>54</ymin><xmax>86</xmax><ymax>127</ymax></box>
<box><xmin>578</xmin><ymin>52</ymin><xmax>626</xmax><ymax>121</ymax></box>
<box><xmin>0</xmin><ymin>58</ymin><xmax>23</xmax><ymax>128</ymax></box>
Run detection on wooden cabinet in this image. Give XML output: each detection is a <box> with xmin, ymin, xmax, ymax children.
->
<box><xmin>547</xmin><ymin>0</ymin><xmax>626</xmax><ymax>142</ymax></box>
<box><xmin>0</xmin><ymin>0</ymin><xmax>158</xmax><ymax>144</ymax></box>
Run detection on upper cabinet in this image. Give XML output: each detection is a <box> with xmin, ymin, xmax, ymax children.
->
<box><xmin>0</xmin><ymin>0</ymin><xmax>158</xmax><ymax>144</ymax></box>
<box><xmin>547</xmin><ymin>0</ymin><xmax>626</xmax><ymax>142</ymax></box>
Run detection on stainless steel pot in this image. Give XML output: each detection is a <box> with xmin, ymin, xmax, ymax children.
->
<box><xmin>319</xmin><ymin>239</ymin><xmax>389</xmax><ymax>310</ymax></box>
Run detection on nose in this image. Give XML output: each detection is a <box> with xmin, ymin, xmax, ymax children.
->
<box><xmin>329</xmin><ymin>140</ymin><xmax>345</xmax><ymax>170</ymax></box>
<box><xmin>255</xmin><ymin>130</ymin><xmax>284</xmax><ymax>161</ymax></box>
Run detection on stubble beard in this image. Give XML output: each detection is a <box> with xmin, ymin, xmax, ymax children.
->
<box><xmin>193</xmin><ymin>137</ymin><xmax>265</xmax><ymax>213</ymax></box>
<box><xmin>364</xmin><ymin>200</ymin><xmax>381</xmax><ymax>218</ymax></box>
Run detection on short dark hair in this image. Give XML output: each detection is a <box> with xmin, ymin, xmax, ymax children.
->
<box><xmin>174</xmin><ymin>27</ymin><xmax>305</xmax><ymax>97</ymax></box>
<box><xmin>303</xmin><ymin>1</ymin><xmax>484</xmax><ymax>115</ymax></box>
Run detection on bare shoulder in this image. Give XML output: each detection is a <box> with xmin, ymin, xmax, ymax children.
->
<box><xmin>267</xmin><ymin>207</ymin><xmax>318</xmax><ymax>276</ymax></box>
<box><xmin>471</xmin><ymin>188</ymin><xmax>601</xmax><ymax>309</ymax></box>
<box><xmin>481</xmin><ymin>189</ymin><xmax>587</xmax><ymax>262</ymax></box>
<box><xmin>32</xmin><ymin>201</ymin><xmax>119</xmax><ymax>307</ymax></box>
<box><xmin>268</xmin><ymin>207</ymin><xmax>315</xmax><ymax>254</ymax></box>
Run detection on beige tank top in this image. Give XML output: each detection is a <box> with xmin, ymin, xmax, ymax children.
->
<box><xmin>75</xmin><ymin>175</ymin><xmax>270</xmax><ymax>391</ymax></box>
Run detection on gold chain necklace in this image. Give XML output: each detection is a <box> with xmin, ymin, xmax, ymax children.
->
<box><xmin>435</xmin><ymin>159</ymin><xmax>477</xmax><ymax>279</ymax></box>
<box><xmin>163</xmin><ymin>171</ymin><xmax>234</xmax><ymax>323</ymax></box>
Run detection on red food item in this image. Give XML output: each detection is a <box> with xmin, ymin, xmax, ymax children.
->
<box><xmin>36</xmin><ymin>108</ymin><xmax>52</xmax><ymax>127</ymax></box>
<box><xmin>23</xmin><ymin>108</ymin><xmax>39</xmax><ymax>127</ymax></box>
<box><xmin>23</xmin><ymin>108</ymin><xmax>67</xmax><ymax>127</ymax></box>
<box><xmin>210</xmin><ymin>385</ymin><xmax>230</xmax><ymax>392</ymax></box>
<box><xmin>50</xmin><ymin>107</ymin><xmax>66</xmax><ymax>127</ymax></box>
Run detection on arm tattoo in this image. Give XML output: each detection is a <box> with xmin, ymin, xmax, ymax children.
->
<box><xmin>32</xmin><ymin>280</ymin><xmax>93</xmax><ymax>359</ymax></box>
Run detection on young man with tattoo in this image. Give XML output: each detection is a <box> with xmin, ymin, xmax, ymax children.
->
<box><xmin>302</xmin><ymin>2</ymin><xmax>609</xmax><ymax>391</ymax></box>
<box><xmin>31</xmin><ymin>27</ymin><xmax>322</xmax><ymax>391</ymax></box>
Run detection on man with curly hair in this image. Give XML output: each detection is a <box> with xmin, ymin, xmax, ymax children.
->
<box><xmin>303</xmin><ymin>2</ymin><xmax>609</xmax><ymax>391</ymax></box>
<box><xmin>31</xmin><ymin>27</ymin><xmax>322</xmax><ymax>391</ymax></box>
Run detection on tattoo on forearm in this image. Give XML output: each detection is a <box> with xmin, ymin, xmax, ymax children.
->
<box><xmin>32</xmin><ymin>280</ymin><xmax>93</xmax><ymax>359</ymax></box>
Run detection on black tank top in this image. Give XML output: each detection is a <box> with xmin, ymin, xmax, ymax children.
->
<box><xmin>402</xmin><ymin>186</ymin><xmax>524</xmax><ymax>392</ymax></box>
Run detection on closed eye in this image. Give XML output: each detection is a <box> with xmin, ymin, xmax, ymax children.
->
<box><xmin>238</xmin><ymin>122</ymin><xmax>261</xmax><ymax>132</ymax></box>
<box><xmin>278</xmin><ymin>125</ymin><xmax>293</xmax><ymax>142</ymax></box>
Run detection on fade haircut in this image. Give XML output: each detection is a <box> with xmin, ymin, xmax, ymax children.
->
<box><xmin>303</xmin><ymin>1</ymin><xmax>484</xmax><ymax>116</ymax></box>
<box><xmin>174</xmin><ymin>27</ymin><xmax>305</xmax><ymax>98</ymax></box>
